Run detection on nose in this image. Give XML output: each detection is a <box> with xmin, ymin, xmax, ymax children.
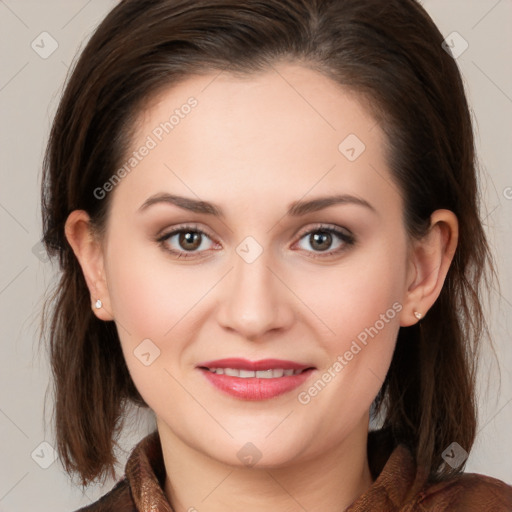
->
<box><xmin>216</xmin><ymin>248</ymin><xmax>295</xmax><ymax>341</ymax></box>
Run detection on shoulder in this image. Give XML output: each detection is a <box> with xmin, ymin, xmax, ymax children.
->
<box><xmin>416</xmin><ymin>472</ymin><xmax>512</xmax><ymax>511</ymax></box>
<box><xmin>74</xmin><ymin>478</ymin><xmax>136</xmax><ymax>512</ymax></box>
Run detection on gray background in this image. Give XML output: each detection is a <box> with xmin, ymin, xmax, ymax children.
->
<box><xmin>0</xmin><ymin>0</ymin><xmax>511</xmax><ymax>510</ymax></box>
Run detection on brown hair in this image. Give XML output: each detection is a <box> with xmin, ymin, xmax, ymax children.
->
<box><xmin>41</xmin><ymin>0</ymin><xmax>497</xmax><ymax>486</ymax></box>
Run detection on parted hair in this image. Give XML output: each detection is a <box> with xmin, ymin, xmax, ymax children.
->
<box><xmin>41</xmin><ymin>0</ymin><xmax>496</xmax><ymax>485</ymax></box>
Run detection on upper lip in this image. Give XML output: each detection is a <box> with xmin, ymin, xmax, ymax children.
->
<box><xmin>197</xmin><ymin>358</ymin><xmax>314</xmax><ymax>371</ymax></box>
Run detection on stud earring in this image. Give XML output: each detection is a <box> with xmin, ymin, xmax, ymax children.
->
<box><xmin>414</xmin><ymin>311</ymin><xmax>422</xmax><ymax>320</ymax></box>
<box><xmin>94</xmin><ymin>299</ymin><xmax>102</xmax><ymax>309</ymax></box>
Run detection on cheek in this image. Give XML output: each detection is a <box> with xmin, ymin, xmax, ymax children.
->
<box><xmin>105</xmin><ymin>233</ymin><xmax>203</xmax><ymax>340</ymax></box>
<box><xmin>295</xmin><ymin>237</ymin><xmax>406</xmax><ymax>340</ymax></box>
<box><xmin>104</xmin><ymin>238</ymin><xmax>200</xmax><ymax>409</ymax></box>
<box><xmin>292</xmin><ymin>238</ymin><xmax>406</xmax><ymax>406</ymax></box>
<box><xmin>103</xmin><ymin>234</ymin><xmax>223</xmax><ymax>400</ymax></box>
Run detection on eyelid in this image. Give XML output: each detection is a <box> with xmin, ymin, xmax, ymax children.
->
<box><xmin>293</xmin><ymin>222</ymin><xmax>353</xmax><ymax>240</ymax></box>
<box><xmin>156</xmin><ymin>222</ymin><xmax>215</xmax><ymax>241</ymax></box>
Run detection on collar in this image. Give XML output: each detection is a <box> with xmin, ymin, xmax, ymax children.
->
<box><xmin>125</xmin><ymin>431</ymin><xmax>172</xmax><ymax>512</ymax></box>
<box><xmin>125</xmin><ymin>429</ymin><xmax>428</xmax><ymax>511</ymax></box>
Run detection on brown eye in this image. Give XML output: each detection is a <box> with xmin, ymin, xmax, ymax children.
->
<box><xmin>157</xmin><ymin>225</ymin><xmax>217</xmax><ymax>259</ymax></box>
<box><xmin>178</xmin><ymin>231</ymin><xmax>203</xmax><ymax>251</ymax></box>
<box><xmin>309</xmin><ymin>231</ymin><xmax>333</xmax><ymax>252</ymax></box>
<box><xmin>295</xmin><ymin>225</ymin><xmax>355</xmax><ymax>258</ymax></box>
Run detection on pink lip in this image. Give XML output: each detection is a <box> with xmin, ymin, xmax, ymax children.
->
<box><xmin>196</xmin><ymin>358</ymin><xmax>315</xmax><ymax>401</ymax></box>
<box><xmin>197</xmin><ymin>358</ymin><xmax>312</xmax><ymax>371</ymax></box>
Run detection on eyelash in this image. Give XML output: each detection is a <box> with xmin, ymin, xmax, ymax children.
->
<box><xmin>156</xmin><ymin>223</ymin><xmax>356</xmax><ymax>260</ymax></box>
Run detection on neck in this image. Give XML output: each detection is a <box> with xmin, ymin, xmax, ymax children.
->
<box><xmin>158</xmin><ymin>416</ymin><xmax>374</xmax><ymax>512</ymax></box>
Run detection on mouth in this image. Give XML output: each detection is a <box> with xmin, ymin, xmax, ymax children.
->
<box><xmin>196</xmin><ymin>358</ymin><xmax>316</xmax><ymax>400</ymax></box>
<box><xmin>201</xmin><ymin>367</ymin><xmax>309</xmax><ymax>378</ymax></box>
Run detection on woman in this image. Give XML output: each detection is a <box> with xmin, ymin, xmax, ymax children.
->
<box><xmin>40</xmin><ymin>0</ymin><xmax>512</xmax><ymax>510</ymax></box>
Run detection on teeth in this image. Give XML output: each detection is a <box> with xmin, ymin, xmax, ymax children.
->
<box><xmin>256</xmin><ymin>370</ymin><xmax>274</xmax><ymax>378</ymax></box>
<box><xmin>207</xmin><ymin>368</ymin><xmax>304</xmax><ymax>378</ymax></box>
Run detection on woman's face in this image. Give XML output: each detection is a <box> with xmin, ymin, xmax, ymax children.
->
<box><xmin>99</xmin><ymin>63</ymin><xmax>414</xmax><ymax>467</ymax></box>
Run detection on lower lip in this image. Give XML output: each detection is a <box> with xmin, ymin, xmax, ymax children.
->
<box><xmin>199</xmin><ymin>368</ymin><xmax>315</xmax><ymax>400</ymax></box>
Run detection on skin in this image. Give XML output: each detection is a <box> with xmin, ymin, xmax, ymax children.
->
<box><xmin>65</xmin><ymin>62</ymin><xmax>458</xmax><ymax>511</ymax></box>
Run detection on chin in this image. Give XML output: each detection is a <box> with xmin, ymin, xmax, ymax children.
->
<box><xmin>201</xmin><ymin>434</ymin><xmax>309</xmax><ymax>470</ymax></box>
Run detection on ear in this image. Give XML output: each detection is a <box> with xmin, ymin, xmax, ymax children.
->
<box><xmin>64</xmin><ymin>210</ymin><xmax>114</xmax><ymax>321</ymax></box>
<box><xmin>400</xmin><ymin>209</ymin><xmax>458</xmax><ymax>327</ymax></box>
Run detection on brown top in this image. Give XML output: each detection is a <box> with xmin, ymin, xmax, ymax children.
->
<box><xmin>77</xmin><ymin>429</ymin><xmax>512</xmax><ymax>511</ymax></box>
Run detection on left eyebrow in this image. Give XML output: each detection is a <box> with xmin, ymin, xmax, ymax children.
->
<box><xmin>137</xmin><ymin>192</ymin><xmax>377</xmax><ymax>217</ymax></box>
<box><xmin>287</xmin><ymin>194</ymin><xmax>378</xmax><ymax>216</ymax></box>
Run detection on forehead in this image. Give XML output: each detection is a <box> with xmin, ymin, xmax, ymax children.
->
<box><xmin>112</xmin><ymin>63</ymin><xmax>401</xmax><ymax>219</ymax></box>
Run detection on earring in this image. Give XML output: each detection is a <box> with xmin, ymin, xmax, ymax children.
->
<box><xmin>94</xmin><ymin>299</ymin><xmax>102</xmax><ymax>309</ymax></box>
<box><xmin>414</xmin><ymin>311</ymin><xmax>422</xmax><ymax>320</ymax></box>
